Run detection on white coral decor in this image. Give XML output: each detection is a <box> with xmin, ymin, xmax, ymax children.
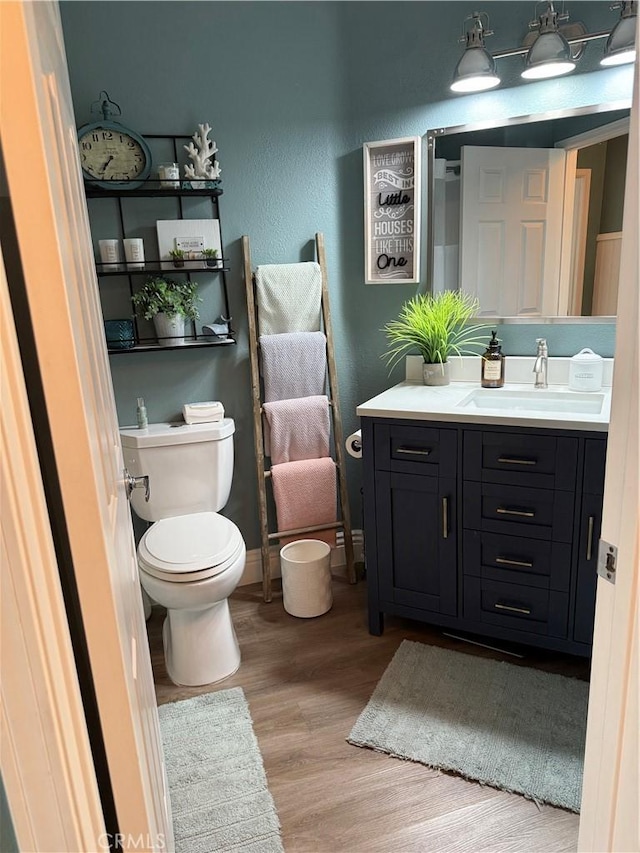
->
<box><xmin>183</xmin><ymin>123</ymin><xmax>221</xmax><ymax>185</ymax></box>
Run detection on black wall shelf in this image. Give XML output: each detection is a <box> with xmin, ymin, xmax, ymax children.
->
<box><xmin>87</xmin><ymin>133</ymin><xmax>235</xmax><ymax>354</ymax></box>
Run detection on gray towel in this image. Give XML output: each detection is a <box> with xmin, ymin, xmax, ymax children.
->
<box><xmin>260</xmin><ymin>332</ymin><xmax>327</xmax><ymax>402</ymax></box>
<box><xmin>263</xmin><ymin>395</ymin><xmax>330</xmax><ymax>465</ymax></box>
<box><xmin>255</xmin><ymin>262</ymin><xmax>322</xmax><ymax>335</ymax></box>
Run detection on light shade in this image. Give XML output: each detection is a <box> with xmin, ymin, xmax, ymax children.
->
<box><xmin>522</xmin><ymin>4</ymin><xmax>576</xmax><ymax>80</ymax></box>
<box><xmin>601</xmin><ymin>1</ymin><xmax>637</xmax><ymax>66</ymax></box>
<box><xmin>451</xmin><ymin>19</ymin><xmax>500</xmax><ymax>93</ymax></box>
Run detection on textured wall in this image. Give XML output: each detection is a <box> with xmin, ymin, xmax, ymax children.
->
<box><xmin>59</xmin><ymin>1</ymin><xmax>634</xmax><ymax>548</ymax></box>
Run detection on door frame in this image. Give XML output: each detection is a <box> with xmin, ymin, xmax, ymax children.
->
<box><xmin>577</xmin><ymin>58</ymin><xmax>639</xmax><ymax>852</ymax></box>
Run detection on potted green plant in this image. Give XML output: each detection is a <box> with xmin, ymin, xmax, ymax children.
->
<box><xmin>132</xmin><ymin>276</ymin><xmax>201</xmax><ymax>345</ymax></box>
<box><xmin>201</xmin><ymin>247</ymin><xmax>220</xmax><ymax>268</ymax></box>
<box><xmin>169</xmin><ymin>248</ymin><xmax>186</xmax><ymax>268</ymax></box>
<box><xmin>382</xmin><ymin>290</ymin><xmax>488</xmax><ymax>386</ymax></box>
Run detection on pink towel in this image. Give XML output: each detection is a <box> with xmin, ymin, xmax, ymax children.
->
<box><xmin>271</xmin><ymin>457</ymin><xmax>337</xmax><ymax>547</ymax></box>
<box><xmin>263</xmin><ymin>396</ymin><xmax>330</xmax><ymax>465</ymax></box>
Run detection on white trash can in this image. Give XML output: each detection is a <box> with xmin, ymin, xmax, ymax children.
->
<box><xmin>280</xmin><ymin>539</ymin><xmax>333</xmax><ymax>618</ymax></box>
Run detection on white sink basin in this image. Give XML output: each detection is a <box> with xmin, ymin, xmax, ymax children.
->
<box><xmin>458</xmin><ymin>388</ymin><xmax>605</xmax><ymax>415</ymax></box>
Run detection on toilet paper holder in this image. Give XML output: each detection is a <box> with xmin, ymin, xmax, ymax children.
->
<box><xmin>346</xmin><ymin>429</ymin><xmax>362</xmax><ymax>459</ymax></box>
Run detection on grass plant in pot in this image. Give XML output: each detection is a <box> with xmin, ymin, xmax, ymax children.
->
<box><xmin>132</xmin><ymin>276</ymin><xmax>201</xmax><ymax>346</ymax></box>
<box><xmin>382</xmin><ymin>291</ymin><xmax>487</xmax><ymax>386</ymax></box>
<box><xmin>202</xmin><ymin>247</ymin><xmax>220</xmax><ymax>268</ymax></box>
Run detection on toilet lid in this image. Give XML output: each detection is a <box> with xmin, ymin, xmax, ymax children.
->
<box><xmin>138</xmin><ymin>512</ymin><xmax>243</xmax><ymax>579</ymax></box>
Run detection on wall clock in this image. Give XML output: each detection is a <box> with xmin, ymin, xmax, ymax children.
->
<box><xmin>77</xmin><ymin>91</ymin><xmax>152</xmax><ymax>190</ymax></box>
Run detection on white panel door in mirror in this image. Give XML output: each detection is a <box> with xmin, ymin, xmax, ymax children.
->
<box><xmin>460</xmin><ymin>146</ymin><xmax>566</xmax><ymax>317</ymax></box>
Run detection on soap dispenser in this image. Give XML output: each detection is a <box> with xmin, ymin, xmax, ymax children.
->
<box><xmin>481</xmin><ymin>331</ymin><xmax>505</xmax><ymax>388</ymax></box>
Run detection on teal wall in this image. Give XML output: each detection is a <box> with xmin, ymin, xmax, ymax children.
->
<box><xmin>59</xmin><ymin>2</ymin><xmax>633</xmax><ymax>549</ymax></box>
<box><xmin>1</xmin><ymin>774</ymin><xmax>18</xmax><ymax>853</ymax></box>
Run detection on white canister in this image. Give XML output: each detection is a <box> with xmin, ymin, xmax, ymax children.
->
<box><xmin>569</xmin><ymin>348</ymin><xmax>603</xmax><ymax>392</ymax></box>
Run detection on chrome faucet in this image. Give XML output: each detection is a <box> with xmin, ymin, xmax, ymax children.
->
<box><xmin>533</xmin><ymin>338</ymin><xmax>548</xmax><ymax>389</ymax></box>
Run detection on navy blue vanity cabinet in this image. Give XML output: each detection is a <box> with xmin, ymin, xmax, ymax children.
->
<box><xmin>573</xmin><ymin>438</ymin><xmax>607</xmax><ymax>645</ymax></box>
<box><xmin>363</xmin><ymin>420</ymin><xmax>458</xmax><ymax>635</ymax></box>
<box><xmin>362</xmin><ymin>416</ymin><xmax>607</xmax><ymax>655</ymax></box>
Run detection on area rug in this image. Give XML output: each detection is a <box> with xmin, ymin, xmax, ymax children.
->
<box><xmin>347</xmin><ymin>640</ymin><xmax>589</xmax><ymax>812</ymax></box>
<box><xmin>158</xmin><ymin>687</ymin><xmax>284</xmax><ymax>852</ymax></box>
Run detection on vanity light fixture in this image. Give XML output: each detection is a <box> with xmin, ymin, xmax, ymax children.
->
<box><xmin>521</xmin><ymin>2</ymin><xmax>576</xmax><ymax>79</ymax></box>
<box><xmin>450</xmin><ymin>0</ymin><xmax>637</xmax><ymax>93</ymax></box>
<box><xmin>450</xmin><ymin>13</ymin><xmax>501</xmax><ymax>93</ymax></box>
<box><xmin>601</xmin><ymin>0</ymin><xmax>637</xmax><ymax>65</ymax></box>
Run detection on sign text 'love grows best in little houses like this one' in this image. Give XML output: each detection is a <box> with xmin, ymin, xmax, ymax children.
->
<box><xmin>363</xmin><ymin>136</ymin><xmax>421</xmax><ymax>284</ymax></box>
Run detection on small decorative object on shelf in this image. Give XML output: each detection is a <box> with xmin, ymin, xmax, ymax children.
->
<box><xmin>169</xmin><ymin>248</ymin><xmax>186</xmax><ymax>268</ymax></box>
<box><xmin>202</xmin><ymin>315</ymin><xmax>232</xmax><ymax>340</ymax></box>
<box><xmin>157</xmin><ymin>162</ymin><xmax>180</xmax><ymax>188</ymax></box>
<box><xmin>77</xmin><ymin>91</ymin><xmax>152</xmax><ymax>190</ymax></box>
<box><xmin>104</xmin><ymin>318</ymin><xmax>136</xmax><ymax>350</ymax></box>
<box><xmin>98</xmin><ymin>238</ymin><xmax>123</xmax><ymax>269</ymax></box>
<box><xmin>202</xmin><ymin>248</ymin><xmax>220</xmax><ymax>268</ymax></box>
<box><xmin>132</xmin><ymin>276</ymin><xmax>201</xmax><ymax>346</ymax></box>
<box><xmin>183</xmin><ymin>123</ymin><xmax>221</xmax><ymax>189</ymax></box>
<box><xmin>123</xmin><ymin>237</ymin><xmax>145</xmax><ymax>269</ymax></box>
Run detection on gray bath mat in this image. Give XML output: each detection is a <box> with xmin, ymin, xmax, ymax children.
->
<box><xmin>159</xmin><ymin>687</ymin><xmax>283</xmax><ymax>852</ymax></box>
<box><xmin>348</xmin><ymin>640</ymin><xmax>588</xmax><ymax>812</ymax></box>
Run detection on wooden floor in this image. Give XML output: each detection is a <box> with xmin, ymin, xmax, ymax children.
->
<box><xmin>147</xmin><ymin>577</ymin><xmax>590</xmax><ymax>853</ymax></box>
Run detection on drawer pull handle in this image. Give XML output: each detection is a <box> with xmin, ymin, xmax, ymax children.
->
<box><xmin>586</xmin><ymin>515</ymin><xmax>595</xmax><ymax>561</ymax></box>
<box><xmin>496</xmin><ymin>507</ymin><xmax>536</xmax><ymax>518</ymax></box>
<box><xmin>442</xmin><ymin>496</ymin><xmax>449</xmax><ymax>539</ymax></box>
<box><xmin>494</xmin><ymin>602</ymin><xmax>532</xmax><ymax>616</ymax></box>
<box><xmin>497</xmin><ymin>456</ymin><xmax>537</xmax><ymax>466</ymax></box>
<box><xmin>495</xmin><ymin>556</ymin><xmax>534</xmax><ymax>568</ymax></box>
<box><xmin>396</xmin><ymin>446</ymin><xmax>432</xmax><ymax>457</ymax></box>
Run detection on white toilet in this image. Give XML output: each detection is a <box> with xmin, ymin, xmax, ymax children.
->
<box><xmin>120</xmin><ymin>419</ymin><xmax>246</xmax><ymax>687</ymax></box>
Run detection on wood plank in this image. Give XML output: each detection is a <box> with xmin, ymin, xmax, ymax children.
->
<box><xmin>148</xmin><ymin>580</ymin><xmax>586</xmax><ymax>852</ymax></box>
<box><xmin>242</xmin><ymin>235</ymin><xmax>272</xmax><ymax>601</ymax></box>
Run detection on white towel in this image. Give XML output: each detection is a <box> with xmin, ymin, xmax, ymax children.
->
<box><xmin>263</xmin><ymin>396</ymin><xmax>330</xmax><ymax>465</ymax></box>
<box><xmin>255</xmin><ymin>262</ymin><xmax>322</xmax><ymax>335</ymax></box>
<box><xmin>260</xmin><ymin>332</ymin><xmax>327</xmax><ymax>402</ymax></box>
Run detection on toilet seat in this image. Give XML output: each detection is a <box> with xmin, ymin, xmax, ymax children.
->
<box><xmin>138</xmin><ymin>511</ymin><xmax>244</xmax><ymax>583</ymax></box>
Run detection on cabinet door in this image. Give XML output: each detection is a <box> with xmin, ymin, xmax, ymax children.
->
<box><xmin>375</xmin><ymin>471</ymin><xmax>456</xmax><ymax>615</ymax></box>
<box><xmin>573</xmin><ymin>492</ymin><xmax>603</xmax><ymax>645</ymax></box>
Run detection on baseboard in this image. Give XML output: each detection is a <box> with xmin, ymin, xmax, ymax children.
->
<box><xmin>239</xmin><ymin>529</ymin><xmax>364</xmax><ymax>587</ymax></box>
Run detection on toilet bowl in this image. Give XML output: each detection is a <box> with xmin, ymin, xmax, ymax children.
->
<box><xmin>138</xmin><ymin>511</ymin><xmax>246</xmax><ymax>686</ymax></box>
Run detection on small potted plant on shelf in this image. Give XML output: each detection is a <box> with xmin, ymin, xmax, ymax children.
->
<box><xmin>169</xmin><ymin>248</ymin><xmax>186</xmax><ymax>268</ymax></box>
<box><xmin>201</xmin><ymin>247</ymin><xmax>220</xmax><ymax>268</ymax></box>
<box><xmin>382</xmin><ymin>290</ymin><xmax>488</xmax><ymax>386</ymax></box>
<box><xmin>131</xmin><ymin>276</ymin><xmax>201</xmax><ymax>346</ymax></box>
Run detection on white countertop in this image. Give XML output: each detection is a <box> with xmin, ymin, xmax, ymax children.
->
<box><xmin>356</xmin><ymin>358</ymin><xmax>611</xmax><ymax>432</ymax></box>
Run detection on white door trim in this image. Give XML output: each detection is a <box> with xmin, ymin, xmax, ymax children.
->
<box><xmin>555</xmin><ymin>117</ymin><xmax>630</xmax><ymax>151</ymax></box>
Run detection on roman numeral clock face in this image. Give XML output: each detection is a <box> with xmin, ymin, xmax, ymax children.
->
<box><xmin>78</xmin><ymin>124</ymin><xmax>151</xmax><ymax>188</ymax></box>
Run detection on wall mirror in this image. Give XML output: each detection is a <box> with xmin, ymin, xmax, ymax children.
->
<box><xmin>425</xmin><ymin>102</ymin><xmax>631</xmax><ymax>322</ymax></box>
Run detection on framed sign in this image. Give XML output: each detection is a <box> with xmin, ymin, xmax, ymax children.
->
<box><xmin>363</xmin><ymin>136</ymin><xmax>421</xmax><ymax>284</ymax></box>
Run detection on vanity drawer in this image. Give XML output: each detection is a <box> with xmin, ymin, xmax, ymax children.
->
<box><xmin>464</xmin><ymin>430</ymin><xmax>578</xmax><ymax>490</ymax></box>
<box><xmin>374</xmin><ymin>423</ymin><xmax>456</xmax><ymax>477</ymax></box>
<box><xmin>463</xmin><ymin>481</ymin><xmax>575</xmax><ymax>542</ymax></box>
<box><xmin>463</xmin><ymin>530</ymin><xmax>571</xmax><ymax>592</ymax></box>
<box><xmin>464</xmin><ymin>577</ymin><xmax>569</xmax><ymax>638</ymax></box>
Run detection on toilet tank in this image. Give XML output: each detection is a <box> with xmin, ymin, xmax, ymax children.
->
<box><xmin>119</xmin><ymin>419</ymin><xmax>235</xmax><ymax>522</ymax></box>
